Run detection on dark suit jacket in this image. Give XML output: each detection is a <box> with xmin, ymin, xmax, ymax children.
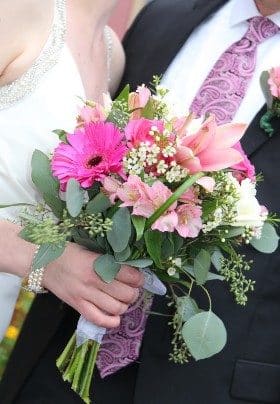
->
<box><xmin>1</xmin><ymin>1</ymin><xmax>280</xmax><ymax>403</ymax></box>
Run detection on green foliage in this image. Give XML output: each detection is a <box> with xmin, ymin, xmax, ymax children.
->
<box><xmin>121</xmin><ymin>259</ymin><xmax>153</xmax><ymax>268</ymax></box>
<box><xmin>193</xmin><ymin>249</ymin><xmax>211</xmax><ymax>285</ymax></box>
<box><xmin>94</xmin><ymin>254</ymin><xmax>121</xmax><ymax>283</ymax></box>
<box><xmin>177</xmin><ymin>296</ymin><xmax>199</xmax><ymax>322</ymax></box>
<box><xmin>220</xmin><ymin>254</ymin><xmax>255</xmax><ymax>305</ymax></box>
<box><xmin>32</xmin><ymin>243</ymin><xmax>66</xmax><ymax>270</ymax></box>
<box><xmin>131</xmin><ymin>216</ymin><xmax>146</xmax><ymax>241</ymax></box>
<box><xmin>53</xmin><ymin>129</ymin><xmax>68</xmax><ymax>143</ymax></box>
<box><xmin>144</xmin><ymin>230</ymin><xmax>163</xmax><ymax>268</ymax></box>
<box><xmin>86</xmin><ymin>193</ymin><xmax>111</xmax><ymax>215</ymax></box>
<box><xmin>107</xmin><ymin>208</ymin><xmax>131</xmax><ymax>253</ymax></box>
<box><xmin>114</xmin><ymin>246</ymin><xmax>131</xmax><ymax>262</ymax></box>
<box><xmin>250</xmin><ymin>222</ymin><xmax>279</xmax><ymax>253</ymax></box>
<box><xmin>66</xmin><ymin>179</ymin><xmax>84</xmax><ymax>218</ymax></box>
<box><xmin>31</xmin><ymin>150</ymin><xmax>60</xmax><ymax>203</ymax></box>
<box><xmin>211</xmin><ymin>249</ymin><xmax>224</xmax><ymax>272</ymax></box>
<box><xmin>182</xmin><ymin>311</ymin><xmax>227</xmax><ymax>360</ymax></box>
<box><xmin>42</xmin><ymin>193</ymin><xmax>65</xmax><ymax>219</ymax></box>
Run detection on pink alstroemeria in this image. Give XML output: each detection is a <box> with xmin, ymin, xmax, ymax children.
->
<box><xmin>268</xmin><ymin>67</ymin><xmax>280</xmax><ymax>98</ymax></box>
<box><xmin>117</xmin><ymin>176</ymin><xmax>178</xmax><ymax>232</ymax></box>
<box><xmin>117</xmin><ymin>175</ymin><xmax>149</xmax><ymax>212</ymax></box>
<box><xmin>129</xmin><ymin>85</ymin><xmax>151</xmax><ymax>119</ymax></box>
<box><xmin>102</xmin><ymin>177</ymin><xmax>122</xmax><ymax>203</ymax></box>
<box><xmin>52</xmin><ymin>122</ymin><xmax>126</xmax><ymax>190</ymax></box>
<box><xmin>232</xmin><ymin>142</ymin><xmax>255</xmax><ymax>181</ymax></box>
<box><xmin>124</xmin><ymin>118</ymin><xmax>164</xmax><ymax>148</ymax></box>
<box><xmin>77</xmin><ymin>103</ymin><xmax>106</xmax><ymax>126</ymax></box>
<box><xmin>176</xmin><ymin>204</ymin><xmax>203</xmax><ymax>238</ymax></box>
<box><xmin>175</xmin><ymin>115</ymin><xmax>246</xmax><ymax>173</ymax></box>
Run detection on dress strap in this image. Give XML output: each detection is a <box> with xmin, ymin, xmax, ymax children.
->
<box><xmin>0</xmin><ymin>0</ymin><xmax>66</xmax><ymax>110</ymax></box>
<box><xmin>104</xmin><ymin>26</ymin><xmax>113</xmax><ymax>84</ymax></box>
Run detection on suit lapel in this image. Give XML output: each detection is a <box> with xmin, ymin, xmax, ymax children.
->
<box><xmin>242</xmin><ymin>105</ymin><xmax>280</xmax><ymax>157</ymax></box>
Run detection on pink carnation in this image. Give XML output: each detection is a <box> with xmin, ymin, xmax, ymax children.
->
<box><xmin>52</xmin><ymin>122</ymin><xmax>126</xmax><ymax>189</ymax></box>
<box><xmin>268</xmin><ymin>67</ymin><xmax>280</xmax><ymax>98</ymax></box>
<box><xmin>232</xmin><ymin>142</ymin><xmax>255</xmax><ymax>181</ymax></box>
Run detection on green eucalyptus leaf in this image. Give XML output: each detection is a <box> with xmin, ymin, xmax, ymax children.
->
<box><xmin>86</xmin><ymin>192</ymin><xmax>111</xmax><ymax>214</ymax></box>
<box><xmin>177</xmin><ymin>296</ymin><xmax>199</xmax><ymax>322</ymax></box>
<box><xmin>32</xmin><ymin>243</ymin><xmax>65</xmax><ymax>270</ymax></box>
<box><xmin>193</xmin><ymin>249</ymin><xmax>211</xmax><ymax>285</ymax></box>
<box><xmin>72</xmin><ymin>235</ymin><xmax>105</xmax><ymax>254</ymax></box>
<box><xmin>182</xmin><ymin>311</ymin><xmax>227</xmax><ymax>360</ymax></box>
<box><xmin>144</xmin><ymin>230</ymin><xmax>163</xmax><ymax>269</ymax></box>
<box><xmin>107</xmin><ymin>208</ymin><xmax>131</xmax><ymax>253</ymax></box>
<box><xmin>207</xmin><ymin>272</ymin><xmax>224</xmax><ymax>281</ymax></box>
<box><xmin>42</xmin><ymin>193</ymin><xmax>64</xmax><ymax>219</ymax></box>
<box><xmin>94</xmin><ymin>254</ymin><xmax>121</xmax><ymax>283</ymax></box>
<box><xmin>211</xmin><ymin>249</ymin><xmax>224</xmax><ymax>272</ymax></box>
<box><xmin>250</xmin><ymin>222</ymin><xmax>279</xmax><ymax>253</ymax></box>
<box><xmin>121</xmin><ymin>259</ymin><xmax>153</xmax><ymax>268</ymax></box>
<box><xmin>66</xmin><ymin>179</ymin><xmax>84</xmax><ymax>218</ymax></box>
<box><xmin>31</xmin><ymin>150</ymin><xmax>59</xmax><ymax>197</ymax></box>
<box><xmin>224</xmin><ymin>227</ymin><xmax>245</xmax><ymax>238</ymax></box>
<box><xmin>131</xmin><ymin>216</ymin><xmax>146</xmax><ymax>241</ymax></box>
<box><xmin>114</xmin><ymin>245</ymin><xmax>131</xmax><ymax>262</ymax></box>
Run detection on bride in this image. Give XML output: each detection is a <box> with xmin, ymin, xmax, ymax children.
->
<box><xmin>0</xmin><ymin>0</ymin><xmax>143</xmax><ymax>342</ymax></box>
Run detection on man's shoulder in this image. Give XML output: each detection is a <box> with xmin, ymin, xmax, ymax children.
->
<box><xmin>130</xmin><ymin>0</ymin><xmax>195</xmax><ymax>27</ymax></box>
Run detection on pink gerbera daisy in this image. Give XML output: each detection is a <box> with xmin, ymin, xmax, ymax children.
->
<box><xmin>52</xmin><ymin>122</ymin><xmax>127</xmax><ymax>189</ymax></box>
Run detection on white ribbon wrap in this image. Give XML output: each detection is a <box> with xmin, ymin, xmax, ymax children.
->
<box><xmin>76</xmin><ymin>269</ymin><xmax>166</xmax><ymax>347</ymax></box>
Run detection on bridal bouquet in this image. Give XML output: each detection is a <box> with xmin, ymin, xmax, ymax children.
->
<box><xmin>9</xmin><ymin>79</ymin><xmax>279</xmax><ymax>403</ymax></box>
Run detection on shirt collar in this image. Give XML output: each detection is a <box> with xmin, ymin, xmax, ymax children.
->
<box><xmin>230</xmin><ymin>0</ymin><xmax>280</xmax><ymax>28</ymax></box>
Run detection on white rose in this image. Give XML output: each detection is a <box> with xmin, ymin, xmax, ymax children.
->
<box><xmin>232</xmin><ymin>179</ymin><xmax>264</xmax><ymax>228</ymax></box>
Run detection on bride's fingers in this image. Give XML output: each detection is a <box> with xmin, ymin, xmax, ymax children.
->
<box><xmin>116</xmin><ymin>266</ymin><xmax>144</xmax><ymax>288</ymax></box>
<box><xmin>78</xmin><ymin>299</ymin><xmax>121</xmax><ymax>328</ymax></box>
<box><xmin>82</xmin><ymin>287</ymin><xmax>129</xmax><ymax>316</ymax></box>
<box><xmin>99</xmin><ymin>279</ymin><xmax>140</xmax><ymax>304</ymax></box>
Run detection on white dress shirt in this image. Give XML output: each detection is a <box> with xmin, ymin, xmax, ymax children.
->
<box><xmin>162</xmin><ymin>0</ymin><xmax>280</xmax><ymax>125</ymax></box>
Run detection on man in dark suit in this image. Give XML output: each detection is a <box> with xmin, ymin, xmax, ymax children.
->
<box><xmin>1</xmin><ymin>1</ymin><xmax>280</xmax><ymax>403</ymax></box>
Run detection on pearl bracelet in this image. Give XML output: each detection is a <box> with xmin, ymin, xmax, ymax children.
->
<box><xmin>22</xmin><ymin>246</ymin><xmax>48</xmax><ymax>294</ymax></box>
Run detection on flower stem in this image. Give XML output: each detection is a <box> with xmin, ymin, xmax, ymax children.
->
<box><xmin>80</xmin><ymin>341</ymin><xmax>100</xmax><ymax>404</ymax></box>
<box><xmin>56</xmin><ymin>332</ymin><xmax>76</xmax><ymax>370</ymax></box>
<box><xmin>72</xmin><ymin>341</ymin><xmax>89</xmax><ymax>393</ymax></box>
<box><xmin>146</xmin><ymin>172</ymin><xmax>204</xmax><ymax>229</ymax></box>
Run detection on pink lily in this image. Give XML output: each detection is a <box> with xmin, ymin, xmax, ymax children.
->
<box><xmin>175</xmin><ymin>115</ymin><xmax>246</xmax><ymax>173</ymax></box>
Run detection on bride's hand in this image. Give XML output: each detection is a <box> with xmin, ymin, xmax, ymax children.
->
<box><xmin>42</xmin><ymin>243</ymin><xmax>144</xmax><ymax>329</ymax></box>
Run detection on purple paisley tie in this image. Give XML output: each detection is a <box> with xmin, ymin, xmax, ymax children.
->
<box><xmin>97</xmin><ymin>290</ymin><xmax>153</xmax><ymax>378</ymax></box>
<box><xmin>96</xmin><ymin>17</ymin><xmax>279</xmax><ymax>379</ymax></box>
<box><xmin>190</xmin><ymin>17</ymin><xmax>280</xmax><ymax>124</ymax></box>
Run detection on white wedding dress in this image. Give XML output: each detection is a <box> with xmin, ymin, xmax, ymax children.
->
<box><xmin>0</xmin><ymin>0</ymin><xmax>111</xmax><ymax>341</ymax></box>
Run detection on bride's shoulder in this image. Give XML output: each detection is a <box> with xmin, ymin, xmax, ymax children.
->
<box><xmin>0</xmin><ymin>0</ymin><xmax>53</xmax><ymax>86</ymax></box>
<box><xmin>107</xmin><ymin>27</ymin><xmax>125</xmax><ymax>96</ymax></box>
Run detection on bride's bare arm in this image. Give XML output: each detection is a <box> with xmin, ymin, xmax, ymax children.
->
<box><xmin>0</xmin><ymin>220</ymin><xmax>143</xmax><ymax>328</ymax></box>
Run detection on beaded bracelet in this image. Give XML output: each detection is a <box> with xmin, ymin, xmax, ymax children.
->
<box><xmin>22</xmin><ymin>246</ymin><xmax>48</xmax><ymax>294</ymax></box>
